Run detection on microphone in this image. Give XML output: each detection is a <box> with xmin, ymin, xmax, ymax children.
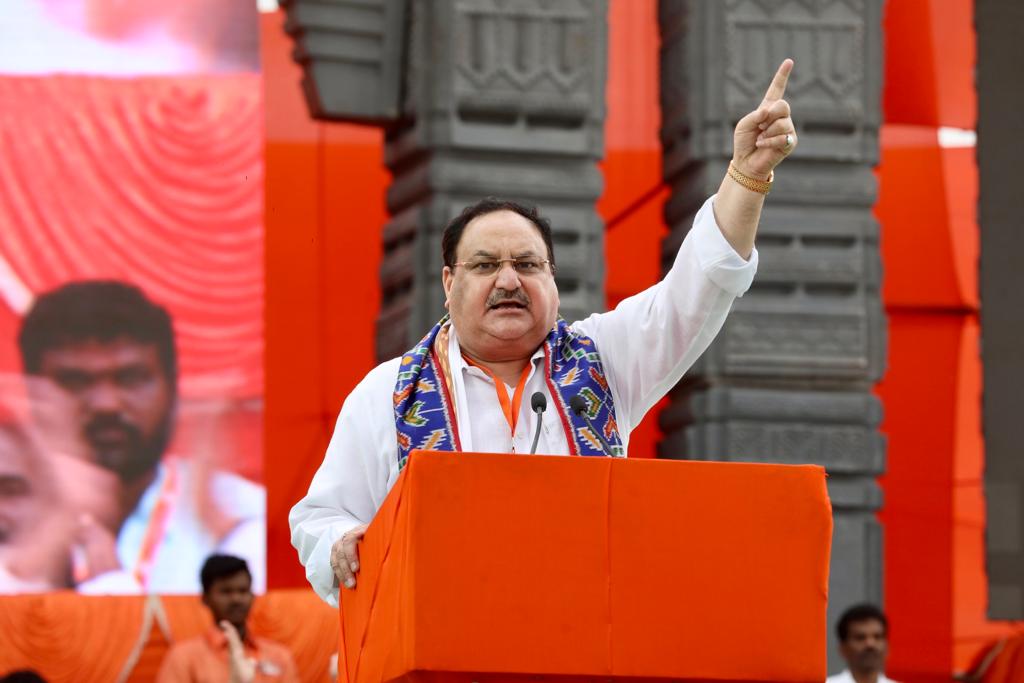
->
<box><xmin>529</xmin><ymin>392</ymin><xmax>547</xmax><ymax>455</ymax></box>
<box><xmin>569</xmin><ymin>394</ymin><xmax>615</xmax><ymax>457</ymax></box>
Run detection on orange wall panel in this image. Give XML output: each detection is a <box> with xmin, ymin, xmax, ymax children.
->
<box><xmin>877</xmin><ymin>309</ymin><xmax>1021</xmax><ymax>677</ymax></box>
<box><xmin>604</xmin><ymin>181</ymin><xmax>668</xmax><ymax>461</ymax></box>
<box><xmin>264</xmin><ymin>133</ymin><xmax>326</xmax><ymax>590</ymax></box>
<box><xmin>600</xmin><ymin>0</ymin><xmax>668</xmax><ymax>460</ymax></box>
<box><xmin>949</xmin><ymin>318</ymin><xmax>1024</xmax><ymax>670</ymax></box>
<box><xmin>878</xmin><ymin>0</ymin><xmax>1023</xmax><ymax>673</ymax></box>
<box><xmin>877</xmin><ymin>125</ymin><xmax>978</xmax><ymax>311</ymax></box>
<box><xmin>318</xmin><ymin>133</ymin><xmax>388</xmax><ymax>419</ymax></box>
<box><xmin>262</xmin><ymin>10</ymin><xmax>389</xmax><ymax>589</ymax></box>
<box><xmin>877</xmin><ymin>311</ymin><xmax>961</xmax><ymax>681</ymax></box>
<box><xmin>883</xmin><ymin>0</ymin><xmax>976</xmax><ymax>128</ymax></box>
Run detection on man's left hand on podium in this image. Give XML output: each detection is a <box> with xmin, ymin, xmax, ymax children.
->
<box><xmin>331</xmin><ymin>523</ymin><xmax>368</xmax><ymax>590</ymax></box>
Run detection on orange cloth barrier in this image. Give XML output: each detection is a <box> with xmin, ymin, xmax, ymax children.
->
<box><xmin>340</xmin><ymin>452</ymin><xmax>832</xmax><ymax>683</ymax></box>
<box><xmin>0</xmin><ymin>589</ymin><xmax>338</xmax><ymax>682</ymax></box>
<box><xmin>980</xmin><ymin>634</ymin><xmax>1024</xmax><ymax>683</ymax></box>
<box><xmin>958</xmin><ymin>630</ymin><xmax>1024</xmax><ymax>683</ymax></box>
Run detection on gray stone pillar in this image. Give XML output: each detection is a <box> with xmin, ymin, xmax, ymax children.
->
<box><xmin>282</xmin><ymin>0</ymin><xmax>409</xmax><ymax>123</ymax></box>
<box><xmin>282</xmin><ymin>0</ymin><xmax>610</xmax><ymax>361</ymax></box>
<box><xmin>378</xmin><ymin>0</ymin><xmax>610</xmax><ymax>360</ymax></box>
<box><xmin>657</xmin><ymin>0</ymin><xmax>886</xmax><ymax>670</ymax></box>
<box><xmin>979</xmin><ymin>0</ymin><xmax>1024</xmax><ymax>620</ymax></box>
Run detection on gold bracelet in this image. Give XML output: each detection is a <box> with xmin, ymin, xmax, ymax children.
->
<box><xmin>727</xmin><ymin>162</ymin><xmax>773</xmax><ymax>195</ymax></box>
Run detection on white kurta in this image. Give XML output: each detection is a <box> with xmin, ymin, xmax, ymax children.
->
<box><xmin>825</xmin><ymin>671</ymin><xmax>900</xmax><ymax>683</ymax></box>
<box><xmin>289</xmin><ymin>195</ymin><xmax>757</xmax><ymax>606</ymax></box>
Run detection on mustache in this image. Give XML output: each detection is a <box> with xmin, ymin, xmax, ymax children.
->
<box><xmin>84</xmin><ymin>414</ymin><xmax>141</xmax><ymax>442</ymax></box>
<box><xmin>486</xmin><ymin>290</ymin><xmax>530</xmax><ymax>308</ymax></box>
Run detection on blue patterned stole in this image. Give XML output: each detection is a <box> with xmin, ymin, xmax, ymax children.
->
<box><xmin>393</xmin><ymin>316</ymin><xmax>624</xmax><ymax>469</ymax></box>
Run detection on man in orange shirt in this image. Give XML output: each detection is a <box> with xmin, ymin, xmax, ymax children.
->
<box><xmin>157</xmin><ymin>555</ymin><xmax>298</xmax><ymax>683</ymax></box>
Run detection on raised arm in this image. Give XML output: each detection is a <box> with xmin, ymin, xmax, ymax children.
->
<box><xmin>572</xmin><ymin>61</ymin><xmax>798</xmax><ymax>435</ymax></box>
<box><xmin>714</xmin><ymin>58</ymin><xmax>798</xmax><ymax>259</ymax></box>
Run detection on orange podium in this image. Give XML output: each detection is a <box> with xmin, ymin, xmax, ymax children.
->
<box><xmin>339</xmin><ymin>452</ymin><xmax>832</xmax><ymax>683</ymax></box>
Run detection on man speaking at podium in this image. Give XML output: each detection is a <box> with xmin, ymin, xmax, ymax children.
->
<box><xmin>291</xmin><ymin>61</ymin><xmax>799</xmax><ymax>607</ymax></box>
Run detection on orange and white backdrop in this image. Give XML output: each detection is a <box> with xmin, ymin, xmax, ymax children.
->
<box><xmin>0</xmin><ymin>0</ymin><xmax>265</xmax><ymax>596</ymax></box>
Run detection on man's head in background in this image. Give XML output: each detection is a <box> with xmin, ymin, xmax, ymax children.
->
<box><xmin>201</xmin><ymin>554</ymin><xmax>254</xmax><ymax>632</ymax></box>
<box><xmin>18</xmin><ymin>280</ymin><xmax>177</xmax><ymax>483</ymax></box>
<box><xmin>837</xmin><ymin>603</ymin><xmax>890</xmax><ymax>675</ymax></box>
<box><xmin>0</xmin><ymin>670</ymin><xmax>48</xmax><ymax>683</ymax></box>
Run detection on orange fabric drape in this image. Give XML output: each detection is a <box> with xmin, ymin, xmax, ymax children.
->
<box><xmin>0</xmin><ymin>590</ymin><xmax>338</xmax><ymax>682</ymax></box>
<box><xmin>341</xmin><ymin>452</ymin><xmax>832</xmax><ymax>683</ymax></box>
<box><xmin>976</xmin><ymin>633</ymin><xmax>1024</xmax><ymax>683</ymax></box>
<box><xmin>0</xmin><ymin>594</ymin><xmax>148</xmax><ymax>682</ymax></box>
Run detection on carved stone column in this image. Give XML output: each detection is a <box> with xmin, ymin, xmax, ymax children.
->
<box><xmin>282</xmin><ymin>0</ymin><xmax>409</xmax><ymax>123</ymax></box>
<box><xmin>282</xmin><ymin>0</ymin><xmax>609</xmax><ymax>361</ymax></box>
<box><xmin>658</xmin><ymin>0</ymin><xmax>886</xmax><ymax>669</ymax></box>
<box><xmin>377</xmin><ymin>0</ymin><xmax>609</xmax><ymax>359</ymax></box>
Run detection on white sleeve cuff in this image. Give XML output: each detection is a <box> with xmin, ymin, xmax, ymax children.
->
<box><xmin>304</xmin><ymin>522</ymin><xmax>354</xmax><ymax>609</ymax></box>
<box><xmin>689</xmin><ymin>194</ymin><xmax>759</xmax><ymax>296</ymax></box>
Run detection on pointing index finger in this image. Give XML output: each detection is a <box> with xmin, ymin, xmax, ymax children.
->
<box><xmin>762</xmin><ymin>58</ymin><xmax>794</xmax><ymax>104</ymax></box>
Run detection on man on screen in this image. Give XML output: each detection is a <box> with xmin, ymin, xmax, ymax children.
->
<box><xmin>290</xmin><ymin>61</ymin><xmax>800</xmax><ymax>606</ymax></box>
<box><xmin>12</xmin><ymin>280</ymin><xmax>265</xmax><ymax>593</ymax></box>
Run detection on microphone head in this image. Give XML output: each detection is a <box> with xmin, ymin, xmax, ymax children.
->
<box><xmin>531</xmin><ymin>391</ymin><xmax>547</xmax><ymax>413</ymax></box>
<box><xmin>569</xmin><ymin>394</ymin><xmax>587</xmax><ymax>416</ymax></box>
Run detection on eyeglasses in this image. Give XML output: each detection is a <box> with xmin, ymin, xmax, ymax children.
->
<box><xmin>450</xmin><ymin>257</ymin><xmax>555</xmax><ymax>277</ymax></box>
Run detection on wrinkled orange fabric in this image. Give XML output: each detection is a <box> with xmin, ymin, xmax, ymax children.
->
<box><xmin>976</xmin><ymin>633</ymin><xmax>1024</xmax><ymax>683</ymax></box>
<box><xmin>340</xmin><ymin>452</ymin><xmax>833</xmax><ymax>683</ymax></box>
<box><xmin>0</xmin><ymin>594</ymin><xmax>147</xmax><ymax>682</ymax></box>
<box><xmin>0</xmin><ymin>590</ymin><xmax>337</xmax><ymax>682</ymax></box>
